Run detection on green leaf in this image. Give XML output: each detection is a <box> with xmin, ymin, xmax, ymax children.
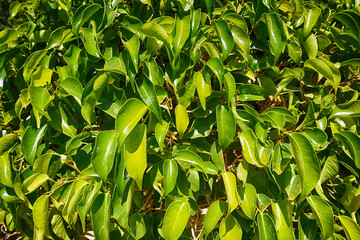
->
<box><xmin>272</xmin><ymin>143</ymin><xmax>291</xmax><ymax>175</ymax></box>
<box><xmin>172</xmin><ymin>15</ymin><xmax>190</xmax><ymax>57</ymax></box>
<box><xmin>72</xmin><ymin>4</ymin><xmax>102</xmax><ymax>35</ymax></box>
<box><xmin>33</xmin><ymin>195</ymin><xmax>51</xmax><ymax>238</ymax></box>
<box><xmin>224</xmin><ymin>72</ymin><xmax>236</xmax><ymax>104</ymax></box>
<box><xmin>214</xmin><ymin>20</ymin><xmax>234</xmax><ymax>60</ymax></box>
<box><xmin>338</xmin><ymin>215</ymin><xmax>360</xmax><ymax>240</ymax></box>
<box><xmin>239</xmin><ymin>130</ymin><xmax>261</xmax><ymax>166</ymax></box>
<box><xmin>238</xmin><ymin>84</ymin><xmax>265</xmax><ymax>101</ymax></box>
<box><xmin>175</xmin><ymin>104</ymin><xmax>189</xmax><ymax>139</ymax></box>
<box><xmin>138</xmin><ymin>75</ymin><xmax>162</xmax><ymax>123</ymax></box>
<box><xmin>194</xmin><ymin>71</ymin><xmax>212</xmax><ymax>110</ymax></box>
<box><xmin>51</xmin><ymin>211</ymin><xmax>71</xmax><ymax>240</ymax></box>
<box><xmin>48</xmin><ymin>103</ymin><xmax>78</xmax><ymax>137</ymax></box>
<box><xmin>163</xmin><ymin>159</ymin><xmax>178</xmax><ymax>195</ymax></box>
<box><xmin>271</xmin><ymin>200</ymin><xmax>294</xmax><ymax>240</ymax></box>
<box><xmin>46</xmin><ymin>27</ymin><xmax>73</xmax><ymax>49</ymax></box>
<box><xmin>265</xmin><ymin>13</ymin><xmax>287</xmax><ymax>62</ymax></box>
<box><xmin>92</xmin><ymin>131</ymin><xmax>117</xmax><ymax>182</ymax></box>
<box><xmin>298</xmin><ymin>214</ymin><xmax>317</xmax><ymax>240</ymax></box>
<box><xmin>287</xmin><ymin>37</ymin><xmax>302</xmax><ymax>63</ymax></box>
<box><xmin>239</xmin><ymin>183</ymin><xmax>257</xmax><ymax>219</ymax></box>
<box><xmin>162</xmin><ymin>199</ymin><xmax>190</xmax><ymax>240</ymax></box>
<box><xmin>204</xmin><ymin>0</ymin><xmax>213</xmax><ymax>13</ymax></box>
<box><xmin>206</xmin><ymin>57</ymin><xmax>224</xmax><ymax>87</ymax></box>
<box><xmin>115</xmin><ymin>98</ymin><xmax>147</xmax><ymax>147</ymax></box>
<box><xmin>330</xmin><ymin>101</ymin><xmax>360</xmax><ymax>119</ymax></box>
<box><xmin>333</xmin><ymin>11</ymin><xmax>360</xmax><ymax>43</ymax></box>
<box><xmin>59</xmin><ymin>77</ymin><xmax>83</xmax><ymax>104</ymax></box>
<box><xmin>289</xmin><ymin>133</ymin><xmax>320</xmax><ymax>202</ymax></box>
<box><xmin>29</xmin><ymin>85</ymin><xmax>51</xmax><ymax>118</ymax></box>
<box><xmin>304</xmin><ymin>58</ymin><xmax>341</xmax><ymax>92</ymax></box>
<box><xmin>80</xmin><ymin>27</ymin><xmax>101</xmax><ymax>58</ymax></box>
<box><xmin>340</xmin><ymin>178</ymin><xmax>360</xmax><ymax>215</ymax></box>
<box><xmin>341</xmin><ymin>58</ymin><xmax>360</xmax><ymax>67</ymax></box>
<box><xmin>62</xmin><ymin>179</ymin><xmax>88</xmax><ymax>224</ymax></box>
<box><xmin>257</xmin><ymin>213</ymin><xmax>278</xmax><ymax>240</ymax></box>
<box><xmin>302</xmin><ymin>128</ymin><xmax>328</xmax><ymax>151</ymax></box>
<box><xmin>231</xmin><ymin>25</ymin><xmax>250</xmax><ymax>56</ymax></box>
<box><xmin>307</xmin><ymin>195</ymin><xmax>334</xmax><ymax>239</ymax></box>
<box><xmin>81</xmin><ymin>73</ymin><xmax>110</xmax><ymax>124</ymax></box>
<box><xmin>222</xmin><ymin>172</ymin><xmax>238</xmax><ymax>213</ymax></box>
<box><xmin>334</xmin><ymin>131</ymin><xmax>360</xmax><ymax>169</ymax></box>
<box><xmin>144</xmin><ymin>60</ymin><xmax>164</xmax><ymax>85</ymax></box>
<box><xmin>319</xmin><ymin>152</ymin><xmax>339</xmax><ymax>184</ymax></box>
<box><xmin>173</xmin><ymin>149</ymin><xmax>205</xmax><ymax>171</ymax></box>
<box><xmin>219</xmin><ymin>214</ymin><xmax>243</xmax><ymax>240</ymax></box>
<box><xmin>23</xmin><ymin>50</ymin><xmax>47</xmax><ymax>84</ymax></box>
<box><xmin>78</xmin><ymin>181</ymin><xmax>101</xmax><ymax>232</ymax></box>
<box><xmin>203</xmin><ymin>200</ymin><xmax>227</xmax><ymax>235</ymax></box>
<box><xmin>0</xmin><ymin>151</ymin><xmax>13</xmax><ymax>188</ymax></box>
<box><xmin>130</xmin><ymin>213</ymin><xmax>146</xmax><ymax>239</ymax></box>
<box><xmin>210</xmin><ymin>140</ymin><xmax>225</xmax><ymax>172</ymax></box>
<box><xmin>155</xmin><ymin>121</ymin><xmax>169</xmax><ymax>151</ymax></box>
<box><xmin>31</xmin><ymin>66</ymin><xmax>52</xmax><ymax>87</ymax></box>
<box><xmin>141</xmin><ymin>22</ymin><xmax>170</xmax><ymax>46</ymax></box>
<box><xmin>0</xmin><ymin>134</ymin><xmax>19</xmax><ymax>155</ymax></box>
<box><xmin>0</xmin><ymin>29</ymin><xmax>18</xmax><ymax>49</ymax></box>
<box><xmin>22</xmin><ymin>125</ymin><xmax>47</xmax><ymax>166</ymax></box>
<box><xmin>303</xmin><ymin>34</ymin><xmax>318</xmax><ymax>59</ymax></box>
<box><xmin>122</xmin><ymin>35</ymin><xmax>139</xmax><ymax>69</ymax></box>
<box><xmin>216</xmin><ymin>105</ymin><xmax>236</xmax><ymax>149</ymax></box>
<box><xmin>124</xmin><ymin>124</ymin><xmax>147</xmax><ymax>189</ymax></box>
<box><xmin>303</xmin><ymin>7</ymin><xmax>321</xmax><ymax>38</ymax></box>
<box><xmin>91</xmin><ymin>192</ymin><xmax>111</xmax><ymax>240</ymax></box>
<box><xmin>22</xmin><ymin>173</ymin><xmax>49</xmax><ymax>194</ymax></box>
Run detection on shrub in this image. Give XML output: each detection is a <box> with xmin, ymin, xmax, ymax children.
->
<box><xmin>0</xmin><ymin>0</ymin><xmax>360</xmax><ymax>239</ymax></box>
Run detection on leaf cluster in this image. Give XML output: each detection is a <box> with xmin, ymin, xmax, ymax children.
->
<box><xmin>0</xmin><ymin>0</ymin><xmax>360</xmax><ymax>239</ymax></box>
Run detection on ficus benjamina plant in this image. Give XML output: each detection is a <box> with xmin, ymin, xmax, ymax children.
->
<box><xmin>0</xmin><ymin>0</ymin><xmax>360</xmax><ymax>239</ymax></box>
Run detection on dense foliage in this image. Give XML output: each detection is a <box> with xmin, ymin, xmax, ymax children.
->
<box><xmin>0</xmin><ymin>0</ymin><xmax>360</xmax><ymax>239</ymax></box>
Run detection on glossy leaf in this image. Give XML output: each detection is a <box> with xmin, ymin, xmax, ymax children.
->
<box><xmin>172</xmin><ymin>15</ymin><xmax>190</xmax><ymax>57</ymax></box>
<box><xmin>265</xmin><ymin>13</ymin><xmax>287</xmax><ymax>61</ymax></box>
<box><xmin>22</xmin><ymin>125</ymin><xmax>47</xmax><ymax>166</ymax></box>
<box><xmin>216</xmin><ymin>105</ymin><xmax>236</xmax><ymax>149</ymax></box>
<box><xmin>239</xmin><ymin>130</ymin><xmax>261</xmax><ymax>166</ymax></box>
<box><xmin>232</xmin><ymin>25</ymin><xmax>250</xmax><ymax>56</ymax></box>
<box><xmin>338</xmin><ymin>215</ymin><xmax>360</xmax><ymax>240</ymax></box>
<box><xmin>92</xmin><ymin>131</ymin><xmax>117</xmax><ymax>182</ymax></box>
<box><xmin>138</xmin><ymin>75</ymin><xmax>162</xmax><ymax>122</ymax></box>
<box><xmin>33</xmin><ymin>195</ymin><xmax>51</xmax><ymax>238</ymax></box>
<box><xmin>214</xmin><ymin>20</ymin><xmax>234</xmax><ymax>60</ymax></box>
<box><xmin>203</xmin><ymin>200</ymin><xmax>227</xmax><ymax>235</ymax></box>
<box><xmin>173</xmin><ymin>149</ymin><xmax>205</xmax><ymax>171</ymax></box>
<box><xmin>303</xmin><ymin>7</ymin><xmax>321</xmax><ymax>38</ymax></box>
<box><xmin>222</xmin><ymin>172</ymin><xmax>238</xmax><ymax>213</ymax></box>
<box><xmin>162</xmin><ymin>199</ymin><xmax>190</xmax><ymax>240</ymax></box>
<box><xmin>91</xmin><ymin>192</ymin><xmax>111</xmax><ymax>240</ymax></box>
<box><xmin>81</xmin><ymin>73</ymin><xmax>109</xmax><ymax>124</ymax></box>
<box><xmin>175</xmin><ymin>104</ymin><xmax>189</xmax><ymax>139</ymax></box>
<box><xmin>155</xmin><ymin>121</ymin><xmax>169</xmax><ymax>150</ymax></box>
<box><xmin>304</xmin><ymin>58</ymin><xmax>341</xmax><ymax>92</ymax></box>
<box><xmin>194</xmin><ymin>71</ymin><xmax>211</xmax><ymax>110</ymax></box>
<box><xmin>334</xmin><ymin>131</ymin><xmax>360</xmax><ymax>168</ymax></box>
<box><xmin>257</xmin><ymin>213</ymin><xmax>278</xmax><ymax>240</ymax></box>
<box><xmin>124</xmin><ymin>124</ymin><xmax>147</xmax><ymax>189</ymax></box>
<box><xmin>163</xmin><ymin>159</ymin><xmax>178</xmax><ymax>195</ymax></box>
<box><xmin>219</xmin><ymin>214</ymin><xmax>243</xmax><ymax>240</ymax></box>
<box><xmin>116</xmin><ymin>98</ymin><xmax>147</xmax><ymax>147</ymax></box>
<box><xmin>307</xmin><ymin>195</ymin><xmax>334</xmax><ymax>239</ymax></box>
<box><xmin>289</xmin><ymin>133</ymin><xmax>320</xmax><ymax>202</ymax></box>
